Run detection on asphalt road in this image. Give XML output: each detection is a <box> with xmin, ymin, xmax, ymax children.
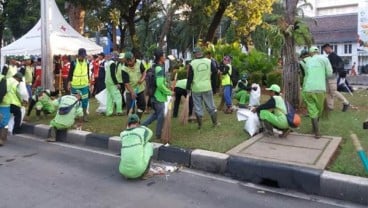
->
<box><xmin>0</xmin><ymin>135</ymin><xmax>364</xmax><ymax>208</ymax></box>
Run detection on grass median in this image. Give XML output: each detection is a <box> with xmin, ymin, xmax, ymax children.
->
<box><xmin>28</xmin><ymin>89</ymin><xmax>368</xmax><ymax>177</ymax></box>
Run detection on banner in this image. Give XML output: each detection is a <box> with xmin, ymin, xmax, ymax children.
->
<box><xmin>358</xmin><ymin>0</ymin><xmax>368</xmax><ymax>51</ymax></box>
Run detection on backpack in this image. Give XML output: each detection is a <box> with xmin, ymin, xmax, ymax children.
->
<box><xmin>284</xmin><ymin>100</ymin><xmax>301</xmax><ymax>128</ymax></box>
<box><xmin>0</xmin><ymin>76</ymin><xmax>7</xmax><ymax>103</ymax></box>
<box><xmin>230</xmin><ymin>66</ymin><xmax>239</xmax><ymax>87</ymax></box>
<box><xmin>146</xmin><ymin>64</ymin><xmax>157</xmax><ymax>97</ymax></box>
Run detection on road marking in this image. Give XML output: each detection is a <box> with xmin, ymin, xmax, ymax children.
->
<box><xmin>18</xmin><ymin>134</ymin><xmax>365</xmax><ymax>208</ymax></box>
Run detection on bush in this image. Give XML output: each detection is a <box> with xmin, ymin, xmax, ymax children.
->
<box><xmin>265</xmin><ymin>70</ymin><xmax>282</xmax><ymax>87</ymax></box>
<box><xmin>176</xmin><ymin>67</ymin><xmax>187</xmax><ymax>80</ymax></box>
<box><xmin>248</xmin><ymin>71</ymin><xmax>263</xmax><ymax>85</ymax></box>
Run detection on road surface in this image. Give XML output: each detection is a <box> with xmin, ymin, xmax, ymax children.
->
<box><xmin>0</xmin><ymin>135</ymin><xmax>364</xmax><ymax>208</ymax></box>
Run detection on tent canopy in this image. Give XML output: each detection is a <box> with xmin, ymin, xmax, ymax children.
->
<box><xmin>0</xmin><ymin>0</ymin><xmax>102</xmax><ymax>57</ymax></box>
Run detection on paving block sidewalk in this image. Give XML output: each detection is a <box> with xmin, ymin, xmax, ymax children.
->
<box><xmin>227</xmin><ymin>133</ymin><xmax>342</xmax><ymax>170</ymax></box>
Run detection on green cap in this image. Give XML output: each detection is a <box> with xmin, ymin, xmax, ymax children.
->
<box><xmin>266</xmin><ymin>84</ymin><xmax>281</xmax><ymax>93</ymax></box>
<box><xmin>124</xmin><ymin>51</ymin><xmax>134</xmax><ymax>60</ymax></box>
<box><xmin>119</xmin><ymin>53</ymin><xmax>125</xmax><ymax>59</ymax></box>
<box><xmin>128</xmin><ymin>114</ymin><xmax>140</xmax><ymax>124</ymax></box>
<box><xmin>309</xmin><ymin>46</ymin><xmax>319</xmax><ymax>53</ymax></box>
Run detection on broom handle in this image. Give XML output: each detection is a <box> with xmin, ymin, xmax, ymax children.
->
<box><xmin>350</xmin><ymin>132</ymin><xmax>368</xmax><ymax>172</ymax></box>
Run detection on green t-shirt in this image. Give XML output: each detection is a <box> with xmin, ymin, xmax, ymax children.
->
<box><xmin>154</xmin><ymin>65</ymin><xmax>171</xmax><ymax>102</ymax></box>
<box><xmin>303</xmin><ymin>55</ymin><xmax>333</xmax><ymax>92</ymax></box>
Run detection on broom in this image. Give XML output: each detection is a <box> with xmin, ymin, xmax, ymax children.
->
<box><xmin>161</xmin><ymin>73</ymin><xmax>177</xmax><ymax>144</ymax></box>
<box><xmin>180</xmin><ymin>94</ymin><xmax>190</xmax><ymax>125</ymax></box>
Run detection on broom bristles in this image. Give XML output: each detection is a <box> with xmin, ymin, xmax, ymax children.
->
<box><xmin>161</xmin><ymin>97</ymin><xmax>173</xmax><ymax>144</ymax></box>
<box><xmin>180</xmin><ymin>96</ymin><xmax>190</xmax><ymax>125</ymax></box>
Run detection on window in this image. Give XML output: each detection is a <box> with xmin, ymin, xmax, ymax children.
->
<box><xmin>344</xmin><ymin>44</ymin><xmax>352</xmax><ymax>54</ymax></box>
<box><xmin>333</xmin><ymin>45</ymin><xmax>338</xmax><ymax>53</ymax></box>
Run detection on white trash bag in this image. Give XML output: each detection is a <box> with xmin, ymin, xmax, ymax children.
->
<box><xmin>8</xmin><ymin>106</ymin><xmax>26</xmax><ymax>134</ymax></box>
<box><xmin>18</xmin><ymin>81</ymin><xmax>29</xmax><ymax>102</ymax></box>
<box><xmin>249</xmin><ymin>83</ymin><xmax>261</xmax><ymax>107</ymax></box>
<box><xmin>237</xmin><ymin>109</ymin><xmax>261</xmax><ymax>136</ymax></box>
<box><xmin>95</xmin><ymin>89</ymin><xmax>107</xmax><ymax>113</ymax></box>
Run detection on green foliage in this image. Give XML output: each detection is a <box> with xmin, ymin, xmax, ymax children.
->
<box><xmin>248</xmin><ymin>71</ymin><xmax>263</xmax><ymax>85</ymax></box>
<box><xmin>265</xmin><ymin>70</ymin><xmax>282</xmax><ymax>87</ymax></box>
<box><xmin>176</xmin><ymin>67</ymin><xmax>187</xmax><ymax>80</ymax></box>
<box><xmin>243</xmin><ymin>50</ymin><xmax>277</xmax><ymax>74</ymax></box>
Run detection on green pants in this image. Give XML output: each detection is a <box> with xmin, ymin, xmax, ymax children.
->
<box><xmin>303</xmin><ymin>92</ymin><xmax>325</xmax><ymax>119</ymax></box>
<box><xmin>235</xmin><ymin>90</ymin><xmax>250</xmax><ymax>105</ymax></box>
<box><xmin>260</xmin><ymin>110</ymin><xmax>289</xmax><ymax>130</ymax></box>
<box><xmin>106</xmin><ymin>84</ymin><xmax>122</xmax><ymax>116</ymax></box>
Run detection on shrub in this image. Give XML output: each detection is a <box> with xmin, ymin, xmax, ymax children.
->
<box><xmin>176</xmin><ymin>67</ymin><xmax>187</xmax><ymax>80</ymax></box>
<box><xmin>265</xmin><ymin>70</ymin><xmax>282</xmax><ymax>87</ymax></box>
<box><xmin>248</xmin><ymin>71</ymin><xmax>263</xmax><ymax>85</ymax></box>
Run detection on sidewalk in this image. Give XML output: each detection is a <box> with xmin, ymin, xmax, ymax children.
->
<box><xmin>19</xmin><ymin>122</ymin><xmax>368</xmax><ymax>206</ymax></box>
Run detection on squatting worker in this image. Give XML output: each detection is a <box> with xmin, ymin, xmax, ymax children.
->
<box><xmin>48</xmin><ymin>90</ymin><xmax>83</xmax><ymax>142</ymax></box>
<box><xmin>303</xmin><ymin>46</ymin><xmax>332</xmax><ymax>138</ymax></box>
<box><xmin>67</xmin><ymin>48</ymin><xmax>90</xmax><ymax>122</ymax></box>
<box><xmin>119</xmin><ymin>114</ymin><xmax>153</xmax><ymax>179</ymax></box>
<box><xmin>186</xmin><ymin>47</ymin><xmax>219</xmax><ymax>129</ymax></box>
<box><xmin>252</xmin><ymin>84</ymin><xmax>290</xmax><ymax>138</ymax></box>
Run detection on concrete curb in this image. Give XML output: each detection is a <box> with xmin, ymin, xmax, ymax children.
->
<box><xmin>20</xmin><ymin>122</ymin><xmax>368</xmax><ymax>205</ymax></box>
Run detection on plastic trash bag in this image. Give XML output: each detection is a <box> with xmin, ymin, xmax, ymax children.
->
<box><xmin>8</xmin><ymin>106</ymin><xmax>26</xmax><ymax>134</ymax></box>
<box><xmin>237</xmin><ymin>108</ymin><xmax>261</xmax><ymax>136</ymax></box>
<box><xmin>18</xmin><ymin>81</ymin><xmax>29</xmax><ymax>102</ymax></box>
<box><xmin>95</xmin><ymin>89</ymin><xmax>107</xmax><ymax>113</ymax></box>
<box><xmin>249</xmin><ymin>83</ymin><xmax>261</xmax><ymax>107</ymax></box>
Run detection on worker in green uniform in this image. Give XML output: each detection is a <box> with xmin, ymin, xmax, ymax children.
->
<box><xmin>173</xmin><ymin>79</ymin><xmax>193</xmax><ymax>118</ymax></box>
<box><xmin>1</xmin><ymin>57</ymin><xmax>18</xmax><ymax>79</ymax></box>
<box><xmin>234</xmin><ymin>74</ymin><xmax>257</xmax><ymax>108</ymax></box>
<box><xmin>122</xmin><ymin>51</ymin><xmax>146</xmax><ymax>119</ymax></box>
<box><xmin>303</xmin><ymin>46</ymin><xmax>333</xmax><ymax>138</ymax></box>
<box><xmin>186</xmin><ymin>47</ymin><xmax>219</xmax><ymax>129</ymax></box>
<box><xmin>104</xmin><ymin>52</ymin><xmax>123</xmax><ymax>116</ymax></box>
<box><xmin>0</xmin><ymin>74</ymin><xmax>10</xmax><ymax>146</ymax></box>
<box><xmin>8</xmin><ymin>72</ymin><xmax>25</xmax><ymax>134</ymax></box>
<box><xmin>34</xmin><ymin>89</ymin><xmax>55</xmax><ymax>120</ymax></box>
<box><xmin>252</xmin><ymin>84</ymin><xmax>290</xmax><ymax>137</ymax></box>
<box><xmin>67</xmin><ymin>48</ymin><xmax>90</xmax><ymax>122</ymax></box>
<box><xmin>119</xmin><ymin>114</ymin><xmax>153</xmax><ymax>179</ymax></box>
<box><xmin>142</xmin><ymin>49</ymin><xmax>172</xmax><ymax>140</ymax></box>
<box><xmin>48</xmin><ymin>91</ymin><xmax>83</xmax><ymax>142</ymax></box>
<box><xmin>18</xmin><ymin>56</ymin><xmax>34</xmax><ymax>99</ymax></box>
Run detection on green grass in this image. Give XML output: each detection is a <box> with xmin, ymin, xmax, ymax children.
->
<box><xmin>28</xmin><ymin>90</ymin><xmax>368</xmax><ymax>177</ymax></box>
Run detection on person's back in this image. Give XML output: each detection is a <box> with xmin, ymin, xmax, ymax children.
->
<box><xmin>303</xmin><ymin>54</ymin><xmax>332</xmax><ymax>92</ymax></box>
<box><xmin>51</xmin><ymin>95</ymin><xmax>82</xmax><ymax>129</ymax></box>
<box><xmin>190</xmin><ymin>58</ymin><xmax>212</xmax><ymax>93</ymax></box>
<box><xmin>119</xmin><ymin>115</ymin><xmax>153</xmax><ymax>179</ymax></box>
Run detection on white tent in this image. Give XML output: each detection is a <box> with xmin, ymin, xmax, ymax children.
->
<box><xmin>0</xmin><ymin>0</ymin><xmax>102</xmax><ymax>57</ymax></box>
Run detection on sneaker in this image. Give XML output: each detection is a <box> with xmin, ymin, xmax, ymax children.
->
<box><xmin>279</xmin><ymin>129</ymin><xmax>291</xmax><ymax>138</ymax></box>
<box><xmin>46</xmin><ymin>128</ymin><xmax>56</xmax><ymax>142</ymax></box>
<box><xmin>342</xmin><ymin>103</ymin><xmax>350</xmax><ymax>112</ymax></box>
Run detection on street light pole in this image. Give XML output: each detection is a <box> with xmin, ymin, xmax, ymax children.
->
<box><xmin>41</xmin><ymin>0</ymin><xmax>55</xmax><ymax>91</ymax></box>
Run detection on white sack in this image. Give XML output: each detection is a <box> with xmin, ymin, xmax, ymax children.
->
<box><xmin>249</xmin><ymin>83</ymin><xmax>261</xmax><ymax>107</ymax></box>
<box><xmin>95</xmin><ymin>89</ymin><xmax>107</xmax><ymax>113</ymax></box>
<box><xmin>8</xmin><ymin>106</ymin><xmax>26</xmax><ymax>134</ymax></box>
<box><xmin>18</xmin><ymin>81</ymin><xmax>29</xmax><ymax>101</ymax></box>
<box><xmin>237</xmin><ymin>109</ymin><xmax>261</xmax><ymax>136</ymax></box>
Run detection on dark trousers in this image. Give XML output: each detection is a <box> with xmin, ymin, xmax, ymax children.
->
<box><xmin>10</xmin><ymin>104</ymin><xmax>22</xmax><ymax>134</ymax></box>
<box><xmin>126</xmin><ymin>91</ymin><xmax>146</xmax><ymax>113</ymax></box>
<box><xmin>173</xmin><ymin>87</ymin><xmax>193</xmax><ymax>118</ymax></box>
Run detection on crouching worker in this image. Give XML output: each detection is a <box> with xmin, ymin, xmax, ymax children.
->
<box><xmin>47</xmin><ymin>91</ymin><xmax>83</xmax><ymax>142</ymax></box>
<box><xmin>234</xmin><ymin>74</ymin><xmax>257</xmax><ymax>108</ymax></box>
<box><xmin>252</xmin><ymin>84</ymin><xmax>290</xmax><ymax>138</ymax></box>
<box><xmin>34</xmin><ymin>89</ymin><xmax>56</xmax><ymax>120</ymax></box>
<box><xmin>119</xmin><ymin>114</ymin><xmax>154</xmax><ymax>180</ymax></box>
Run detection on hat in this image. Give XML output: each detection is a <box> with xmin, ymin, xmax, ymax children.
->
<box><xmin>13</xmin><ymin>72</ymin><xmax>23</xmax><ymax>81</ymax></box>
<box><xmin>193</xmin><ymin>47</ymin><xmax>203</xmax><ymax>58</ymax></box>
<box><xmin>23</xmin><ymin>55</ymin><xmax>31</xmax><ymax>60</ymax></box>
<box><xmin>309</xmin><ymin>46</ymin><xmax>319</xmax><ymax>53</ymax></box>
<box><xmin>266</xmin><ymin>84</ymin><xmax>281</xmax><ymax>93</ymax></box>
<box><xmin>127</xmin><ymin>114</ymin><xmax>140</xmax><ymax>125</ymax></box>
<box><xmin>241</xmin><ymin>74</ymin><xmax>248</xmax><ymax>82</ymax></box>
<box><xmin>124</xmin><ymin>51</ymin><xmax>134</xmax><ymax>60</ymax></box>
<box><xmin>167</xmin><ymin>55</ymin><xmax>175</xmax><ymax>61</ymax></box>
<box><xmin>154</xmin><ymin>49</ymin><xmax>164</xmax><ymax>60</ymax></box>
<box><xmin>119</xmin><ymin>53</ymin><xmax>125</xmax><ymax>59</ymax></box>
<box><xmin>223</xmin><ymin>55</ymin><xmax>231</xmax><ymax>63</ymax></box>
<box><xmin>78</xmin><ymin>48</ymin><xmax>87</xmax><ymax>57</ymax></box>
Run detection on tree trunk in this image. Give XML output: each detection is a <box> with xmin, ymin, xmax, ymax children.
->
<box><xmin>112</xmin><ymin>23</ymin><xmax>117</xmax><ymax>51</ymax></box>
<box><xmin>282</xmin><ymin>0</ymin><xmax>300</xmax><ymax>108</ymax></box>
<box><xmin>118</xmin><ymin>23</ymin><xmax>127</xmax><ymax>50</ymax></box>
<box><xmin>205</xmin><ymin>0</ymin><xmax>230</xmax><ymax>42</ymax></box>
<box><xmin>158</xmin><ymin>6</ymin><xmax>176</xmax><ymax>48</ymax></box>
<box><xmin>67</xmin><ymin>4</ymin><xmax>85</xmax><ymax>35</ymax></box>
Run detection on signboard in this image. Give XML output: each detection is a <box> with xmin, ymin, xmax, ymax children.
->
<box><xmin>358</xmin><ymin>0</ymin><xmax>368</xmax><ymax>51</ymax></box>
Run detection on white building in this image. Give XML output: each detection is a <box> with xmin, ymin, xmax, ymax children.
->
<box><xmin>301</xmin><ymin>0</ymin><xmax>368</xmax><ymax>73</ymax></box>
